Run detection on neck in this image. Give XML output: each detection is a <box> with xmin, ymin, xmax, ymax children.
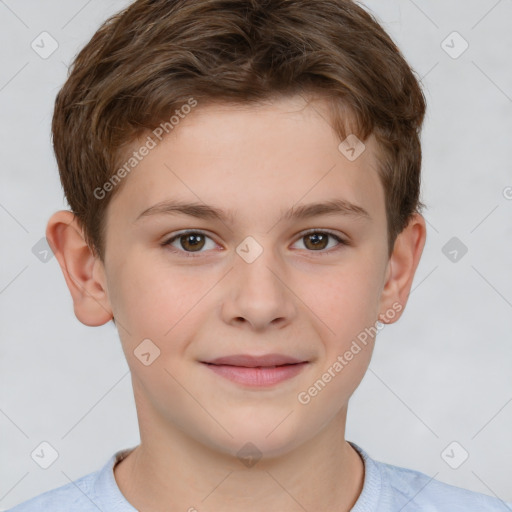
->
<box><xmin>114</xmin><ymin>404</ymin><xmax>365</xmax><ymax>512</ymax></box>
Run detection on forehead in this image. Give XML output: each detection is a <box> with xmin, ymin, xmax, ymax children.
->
<box><xmin>106</xmin><ymin>95</ymin><xmax>386</xmax><ymax>230</ymax></box>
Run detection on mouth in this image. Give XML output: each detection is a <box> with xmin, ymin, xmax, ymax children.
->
<box><xmin>200</xmin><ymin>354</ymin><xmax>309</xmax><ymax>387</ymax></box>
<box><xmin>202</xmin><ymin>354</ymin><xmax>306</xmax><ymax>367</ymax></box>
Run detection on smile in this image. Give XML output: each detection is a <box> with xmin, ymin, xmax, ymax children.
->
<box><xmin>201</xmin><ymin>362</ymin><xmax>309</xmax><ymax>387</ymax></box>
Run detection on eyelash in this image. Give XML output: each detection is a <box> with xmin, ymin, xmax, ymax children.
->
<box><xmin>161</xmin><ymin>229</ymin><xmax>349</xmax><ymax>258</ymax></box>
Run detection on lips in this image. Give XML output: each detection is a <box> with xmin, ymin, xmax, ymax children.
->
<box><xmin>202</xmin><ymin>354</ymin><xmax>305</xmax><ymax>367</ymax></box>
<box><xmin>201</xmin><ymin>354</ymin><xmax>309</xmax><ymax>387</ymax></box>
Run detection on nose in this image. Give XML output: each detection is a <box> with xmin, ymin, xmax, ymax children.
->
<box><xmin>220</xmin><ymin>243</ymin><xmax>297</xmax><ymax>332</ymax></box>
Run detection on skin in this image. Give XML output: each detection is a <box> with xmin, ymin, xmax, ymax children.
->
<box><xmin>46</xmin><ymin>94</ymin><xmax>426</xmax><ymax>512</ymax></box>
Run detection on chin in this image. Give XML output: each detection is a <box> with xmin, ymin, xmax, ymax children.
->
<box><xmin>203</xmin><ymin>416</ymin><xmax>309</xmax><ymax>463</ymax></box>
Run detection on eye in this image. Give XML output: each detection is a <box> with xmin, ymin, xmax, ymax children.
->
<box><xmin>292</xmin><ymin>230</ymin><xmax>348</xmax><ymax>254</ymax></box>
<box><xmin>162</xmin><ymin>230</ymin><xmax>218</xmax><ymax>257</ymax></box>
<box><xmin>161</xmin><ymin>229</ymin><xmax>349</xmax><ymax>258</ymax></box>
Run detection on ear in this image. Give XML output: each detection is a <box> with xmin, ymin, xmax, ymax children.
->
<box><xmin>46</xmin><ymin>210</ymin><xmax>113</xmax><ymax>326</ymax></box>
<box><xmin>377</xmin><ymin>213</ymin><xmax>427</xmax><ymax>324</ymax></box>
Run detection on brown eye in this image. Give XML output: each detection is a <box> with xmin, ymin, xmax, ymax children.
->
<box><xmin>179</xmin><ymin>233</ymin><xmax>205</xmax><ymax>252</ymax></box>
<box><xmin>293</xmin><ymin>230</ymin><xmax>347</xmax><ymax>254</ymax></box>
<box><xmin>162</xmin><ymin>231</ymin><xmax>217</xmax><ymax>256</ymax></box>
<box><xmin>303</xmin><ymin>232</ymin><xmax>330</xmax><ymax>250</ymax></box>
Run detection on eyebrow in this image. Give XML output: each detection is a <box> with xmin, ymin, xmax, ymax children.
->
<box><xmin>135</xmin><ymin>198</ymin><xmax>371</xmax><ymax>223</ymax></box>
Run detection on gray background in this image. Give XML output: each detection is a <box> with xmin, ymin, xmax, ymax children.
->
<box><xmin>1</xmin><ymin>0</ymin><xmax>511</xmax><ymax>508</ymax></box>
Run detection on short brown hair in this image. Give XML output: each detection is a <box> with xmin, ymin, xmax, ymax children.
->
<box><xmin>52</xmin><ymin>0</ymin><xmax>426</xmax><ymax>261</ymax></box>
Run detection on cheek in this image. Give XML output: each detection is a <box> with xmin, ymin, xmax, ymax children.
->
<box><xmin>109</xmin><ymin>253</ymin><xmax>214</xmax><ymax>345</ymax></box>
<box><xmin>308</xmin><ymin>262</ymin><xmax>383</xmax><ymax>343</ymax></box>
<box><xmin>295</xmin><ymin>269</ymin><xmax>381</xmax><ymax>415</ymax></box>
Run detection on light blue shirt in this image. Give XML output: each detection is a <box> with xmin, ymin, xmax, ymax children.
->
<box><xmin>6</xmin><ymin>441</ymin><xmax>512</xmax><ymax>511</ymax></box>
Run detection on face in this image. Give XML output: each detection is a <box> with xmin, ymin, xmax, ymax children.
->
<box><xmin>100</xmin><ymin>95</ymin><xmax>393</xmax><ymax>459</ymax></box>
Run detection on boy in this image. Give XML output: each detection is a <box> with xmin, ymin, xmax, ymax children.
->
<box><xmin>7</xmin><ymin>0</ymin><xmax>511</xmax><ymax>510</ymax></box>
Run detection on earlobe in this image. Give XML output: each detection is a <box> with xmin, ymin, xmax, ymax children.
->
<box><xmin>45</xmin><ymin>210</ymin><xmax>113</xmax><ymax>326</ymax></box>
<box><xmin>378</xmin><ymin>213</ymin><xmax>427</xmax><ymax>324</ymax></box>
